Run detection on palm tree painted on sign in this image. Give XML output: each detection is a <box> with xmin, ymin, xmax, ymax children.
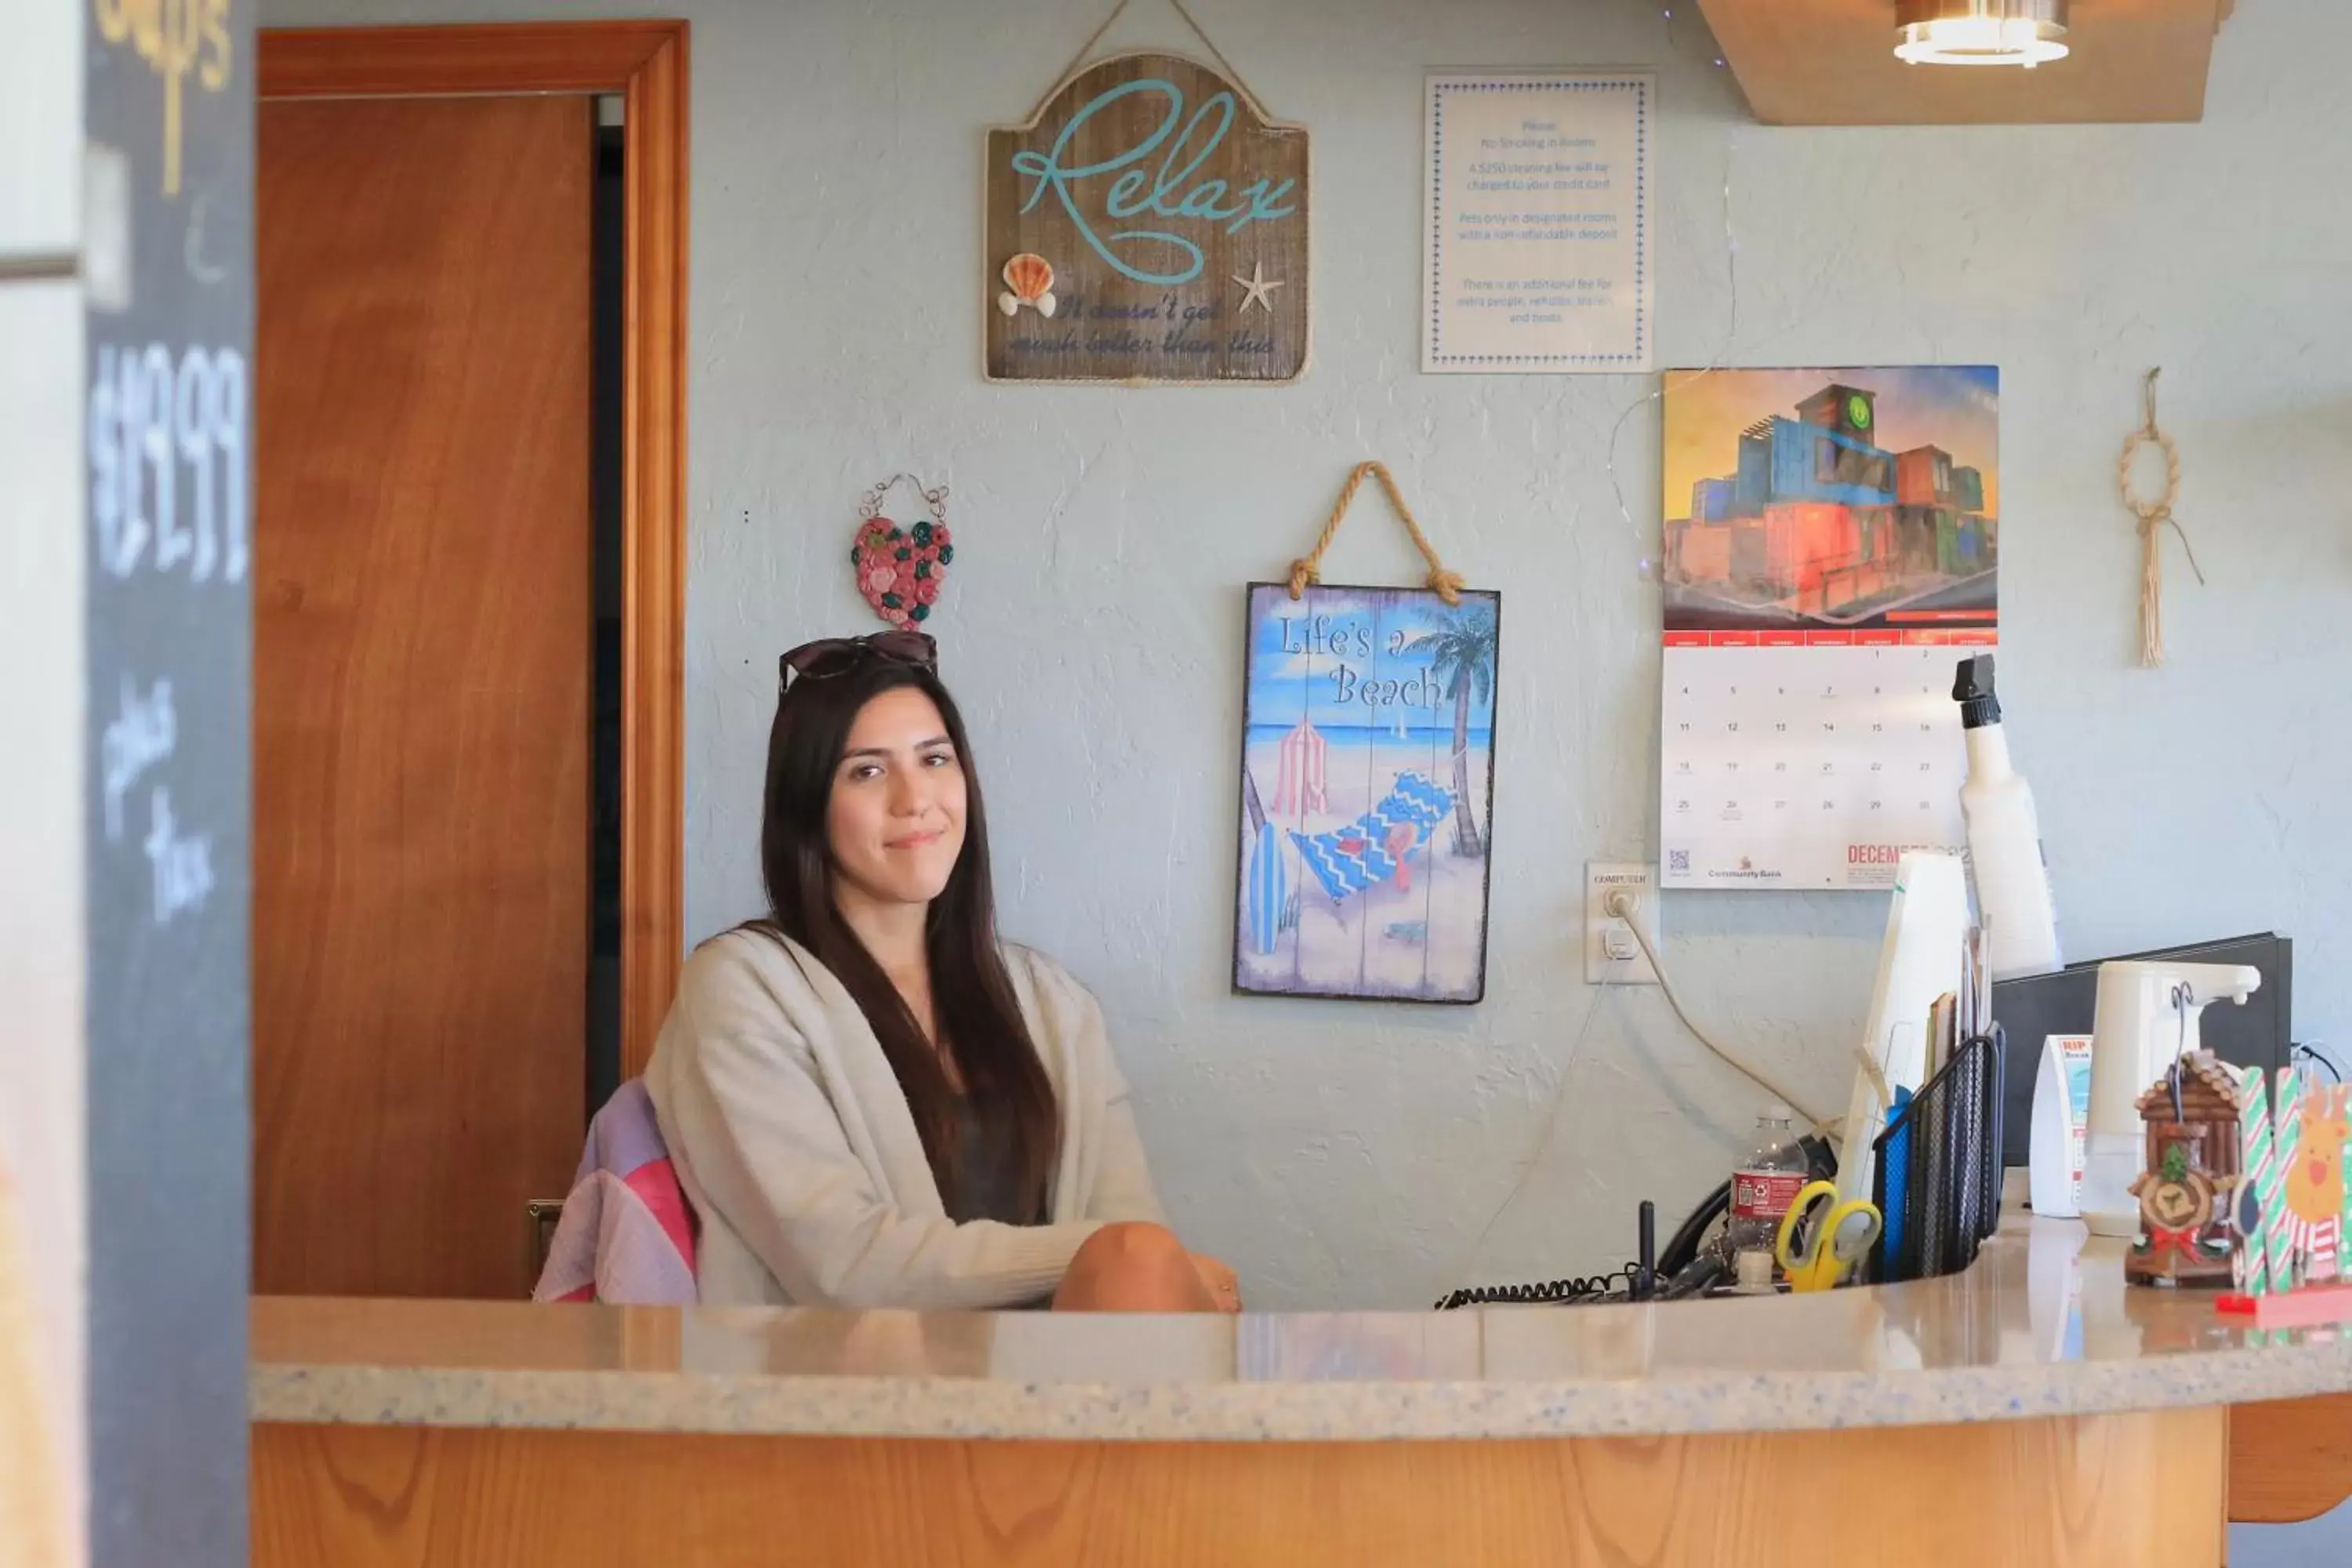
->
<box><xmin>1406</xmin><ymin>602</ymin><xmax>1497</xmax><ymax>858</ymax></box>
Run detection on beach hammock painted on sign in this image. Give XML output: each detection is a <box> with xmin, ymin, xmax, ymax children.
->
<box><xmin>1234</xmin><ymin>583</ymin><xmax>1499</xmax><ymax>1003</ymax></box>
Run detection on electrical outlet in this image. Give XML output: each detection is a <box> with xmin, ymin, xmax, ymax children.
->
<box><xmin>1586</xmin><ymin>862</ymin><xmax>1661</xmax><ymax>985</ymax></box>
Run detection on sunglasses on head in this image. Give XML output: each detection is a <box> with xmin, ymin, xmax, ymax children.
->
<box><xmin>779</xmin><ymin>630</ymin><xmax>938</xmax><ymax>690</ymax></box>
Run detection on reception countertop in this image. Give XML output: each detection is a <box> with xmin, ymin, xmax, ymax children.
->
<box><xmin>250</xmin><ymin>1217</ymin><xmax>2352</xmax><ymax>1442</ymax></box>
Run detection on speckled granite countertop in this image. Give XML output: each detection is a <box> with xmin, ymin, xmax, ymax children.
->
<box><xmin>250</xmin><ymin>1218</ymin><xmax>2352</xmax><ymax>1441</ymax></box>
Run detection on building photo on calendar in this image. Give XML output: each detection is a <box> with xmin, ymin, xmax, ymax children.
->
<box><xmin>1660</xmin><ymin>365</ymin><xmax>2000</xmax><ymax>642</ymax></box>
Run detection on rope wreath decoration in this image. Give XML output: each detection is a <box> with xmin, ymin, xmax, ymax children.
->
<box><xmin>2117</xmin><ymin>368</ymin><xmax>2206</xmax><ymax>667</ymax></box>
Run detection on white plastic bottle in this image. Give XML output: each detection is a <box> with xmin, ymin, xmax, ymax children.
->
<box><xmin>1952</xmin><ymin>655</ymin><xmax>2062</xmax><ymax>981</ymax></box>
<box><xmin>1728</xmin><ymin>1104</ymin><xmax>1806</xmax><ymax>1294</ymax></box>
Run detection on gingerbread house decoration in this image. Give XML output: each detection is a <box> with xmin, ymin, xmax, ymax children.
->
<box><xmin>2127</xmin><ymin>1052</ymin><xmax>2245</xmax><ymax>1287</ymax></box>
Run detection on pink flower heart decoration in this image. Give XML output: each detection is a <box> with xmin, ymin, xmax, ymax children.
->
<box><xmin>849</xmin><ymin>515</ymin><xmax>953</xmax><ymax>628</ymax></box>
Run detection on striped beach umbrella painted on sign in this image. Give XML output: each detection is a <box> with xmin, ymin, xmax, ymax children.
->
<box><xmin>1247</xmin><ymin>820</ymin><xmax>1287</xmax><ymax>955</ymax></box>
<box><xmin>2237</xmin><ymin>1065</ymin><xmax>2274</xmax><ymax>1297</ymax></box>
<box><xmin>1271</xmin><ymin>717</ymin><xmax>1328</xmax><ymax>818</ymax></box>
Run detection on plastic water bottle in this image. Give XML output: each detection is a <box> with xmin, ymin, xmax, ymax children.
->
<box><xmin>1729</xmin><ymin>1104</ymin><xmax>1806</xmax><ymax>1293</ymax></box>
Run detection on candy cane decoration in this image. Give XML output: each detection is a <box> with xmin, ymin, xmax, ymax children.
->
<box><xmin>2342</xmin><ymin>1082</ymin><xmax>2352</xmax><ymax>1285</ymax></box>
<box><xmin>2238</xmin><ymin>1065</ymin><xmax>2274</xmax><ymax>1298</ymax></box>
<box><xmin>2272</xmin><ymin>1067</ymin><xmax>2305</xmax><ymax>1294</ymax></box>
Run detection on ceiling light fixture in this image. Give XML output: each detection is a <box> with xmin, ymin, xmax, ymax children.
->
<box><xmin>1894</xmin><ymin>0</ymin><xmax>2071</xmax><ymax>68</ymax></box>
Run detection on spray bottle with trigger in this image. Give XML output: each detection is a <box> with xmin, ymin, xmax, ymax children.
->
<box><xmin>1952</xmin><ymin>654</ymin><xmax>2063</xmax><ymax>981</ymax></box>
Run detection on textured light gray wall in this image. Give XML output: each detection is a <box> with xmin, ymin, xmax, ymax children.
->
<box><xmin>257</xmin><ymin>0</ymin><xmax>2352</xmax><ymax>1319</ymax></box>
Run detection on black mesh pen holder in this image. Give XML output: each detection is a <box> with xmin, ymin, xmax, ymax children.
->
<box><xmin>1870</xmin><ymin>1025</ymin><xmax>2006</xmax><ymax>1284</ymax></box>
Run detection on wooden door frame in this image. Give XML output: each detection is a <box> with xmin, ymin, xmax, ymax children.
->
<box><xmin>259</xmin><ymin>22</ymin><xmax>687</xmax><ymax>1080</ymax></box>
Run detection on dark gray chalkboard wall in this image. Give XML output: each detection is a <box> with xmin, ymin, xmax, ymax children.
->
<box><xmin>82</xmin><ymin>7</ymin><xmax>252</xmax><ymax>1565</ymax></box>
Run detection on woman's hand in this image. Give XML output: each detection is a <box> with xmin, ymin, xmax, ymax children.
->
<box><xmin>1054</xmin><ymin>1227</ymin><xmax>1240</xmax><ymax>1314</ymax></box>
<box><xmin>1189</xmin><ymin>1252</ymin><xmax>1242</xmax><ymax>1312</ymax></box>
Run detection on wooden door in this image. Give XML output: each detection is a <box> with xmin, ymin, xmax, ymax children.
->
<box><xmin>253</xmin><ymin>96</ymin><xmax>591</xmax><ymax>1299</ymax></box>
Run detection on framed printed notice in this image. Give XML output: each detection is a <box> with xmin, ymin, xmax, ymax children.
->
<box><xmin>1658</xmin><ymin>366</ymin><xmax>2001</xmax><ymax>889</ymax></box>
<box><xmin>985</xmin><ymin>52</ymin><xmax>1308</xmax><ymax>383</ymax></box>
<box><xmin>1234</xmin><ymin>583</ymin><xmax>1498</xmax><ymax>1003</ymax></box>
<box><xmin>1422</xmin><ymin>71</ymin><xmax>1652</xmax><ymax>373</ymax></box>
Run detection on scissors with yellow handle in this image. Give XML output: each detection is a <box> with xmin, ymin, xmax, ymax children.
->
<box><xmin>1774</xmin><ymin>1180</ymin><xmax>1882</xmax><ymax>1293</ymax></box>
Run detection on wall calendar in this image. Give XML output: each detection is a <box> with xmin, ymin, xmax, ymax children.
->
<box><xmin>1659</xmin><ymin>367</ymin><xmax>2000</xmax><ymax>891</ymax></box>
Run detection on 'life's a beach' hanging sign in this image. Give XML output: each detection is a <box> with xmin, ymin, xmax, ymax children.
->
<box><xmin>1235</xmin><ymin>464</ymin><xmax>1497</xmax><ymax>1005</ymax></box>
<box><xmin>985</xmin><ymin>51</ymin><xmax>1310</xmax><ymax>383</ymax></box>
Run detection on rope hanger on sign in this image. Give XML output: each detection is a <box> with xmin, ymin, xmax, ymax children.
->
<box><xmin>1287</xmin><ymin>462</ymin><xmax>1468</xmax><ymax>606</ymax></box>
<box><xmin>1026</xmin><ymin>0</ymin><xmax>1272</xmax><ymax>122</ymax></box>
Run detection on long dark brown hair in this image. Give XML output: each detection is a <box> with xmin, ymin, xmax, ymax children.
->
<box><xmin>749</xmin><ymin>656</ymin><xmax>1058</xmax><ymax>1218</ymax></box>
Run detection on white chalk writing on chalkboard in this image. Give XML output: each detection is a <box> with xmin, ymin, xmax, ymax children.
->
<box><xmin>89</xmin><ymin>341</ymin><xmax>248</xmax><ymax>585</ymax></box>
<box><xmin>100</xmin><ymin>674</ymin><xmax>176</xmax><ymax>843</ymax></box>
<box><xmin>143</xmin><ymin>787</ymin><xmax>215</xmax><ymax>925</ymax></box>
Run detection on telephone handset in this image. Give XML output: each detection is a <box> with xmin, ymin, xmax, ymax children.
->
<box><xmin>1434</xmin><ymin>1134</ymin><xmax>1840</xmax><ymax>1309</ymax></box>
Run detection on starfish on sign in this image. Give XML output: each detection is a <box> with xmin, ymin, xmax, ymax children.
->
<box><xmin>1231</xmin><ymin>260</ymin><xmax>1284</xmax><ymax>314</ymax></box>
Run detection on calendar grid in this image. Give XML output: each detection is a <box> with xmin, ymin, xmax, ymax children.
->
<box><xmin>1660</xmin><ymin>641</ymin><xmax>1986</xmax><ymax>890</ymax></box>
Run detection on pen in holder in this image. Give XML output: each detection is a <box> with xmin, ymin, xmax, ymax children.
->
<box><xmin>1872</xmin><ymin>1025</ymin><xmax>2007</xmax><ymax>1283</ymax></box>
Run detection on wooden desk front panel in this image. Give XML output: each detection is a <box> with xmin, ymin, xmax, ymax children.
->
<box><xmin>254</xmin><ymin>1409</ymin><xmax>2223</xmax><ymax>1568</ymax></box>
<box><xmin>2232</xmin><ymin>1392</ymin><xmax>2352</xmax><ymax>1523</ymax></box>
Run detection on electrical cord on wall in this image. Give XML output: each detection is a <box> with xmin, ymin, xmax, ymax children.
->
<box><xmin>1436</xmin><ymin>987</ymin><xmax>1606</xmax><ymax>1301</ymax></box>
<box><xmin>1603</xmin><ymin>887</ymin><xmax>1832</xmax><ymax>1132</ymax></box>
<box><xmin>1439</xmin><ymin>892</ymin><xmax>1837</xmax><ymax>1303</ymax></box>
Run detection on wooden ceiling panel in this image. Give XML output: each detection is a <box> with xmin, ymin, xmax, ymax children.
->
<box><xmin>1694</xmin><ymin>0</ymin><xmax>2230</xmax><ymax>125</ymax></box>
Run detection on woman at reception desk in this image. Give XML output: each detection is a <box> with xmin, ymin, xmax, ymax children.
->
<box><xmin>248</xmin><ymin>637</ymin><xmax>2352</xmax><ymax>1564</ymax></box>
<box><xmin>634</xmin><ymin>631</ymin><xmax>1236</xmax><ymax>1316</ymax></box>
